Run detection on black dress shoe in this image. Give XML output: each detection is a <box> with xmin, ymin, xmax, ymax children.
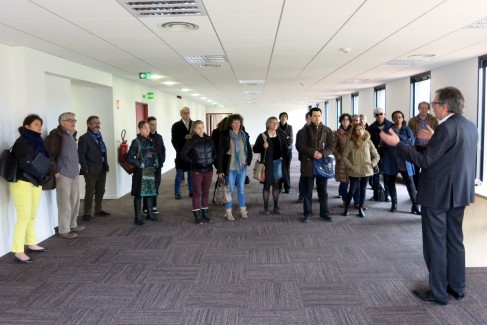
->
<box><xmin>447</xmin><ymin>286</ymin><xmax>465</xmax><ymax>300</ymax></box>
<box><xmin>26</xmin><ymin>247</ymin><xmax>49</xmax><ymax>253</ymax></box>
<box><xmin>320</xmin><ymin>215</ymin><xmax>333</xmax><ymax>222</ymax></box>
<box><xmin>15</xmin><ymin>256</ymin><xmax>34</xmax><ymax>264</ymax></box>
<box><xmin>412</xmin><ymin>289</ymin><xmax>447</xmax><ymax>306</ymax></box>
<box><xmin>94</xmin><ymin>210</ymin><xmax>111</xmax><ymax>217</ymax></box>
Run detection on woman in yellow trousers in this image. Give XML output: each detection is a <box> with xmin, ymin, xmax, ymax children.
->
<box><xmin>10</xmin><ymin>114</ymin><xmax>51</xmax><ymax>264</ymax></box>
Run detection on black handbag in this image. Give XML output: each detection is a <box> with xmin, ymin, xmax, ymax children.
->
<box><xmin>28</xmin><ymin>152</ymin><xmax>51</xmax><ymax>180</ymax></box>
<box><xmin>313</xmin><ymin>156</ymin><xmax>335</xmax><ymax>179</ymax></box>
<box><xmin>0</xmin><ymin>148</ymin><xmax>19</xmax><ymax>182</ymax></box>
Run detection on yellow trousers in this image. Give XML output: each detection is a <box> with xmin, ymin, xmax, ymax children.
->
<box><xmin>10</xmin><ymin>180</ymin><xmax>42</xmax><ymax>253</ymax></box>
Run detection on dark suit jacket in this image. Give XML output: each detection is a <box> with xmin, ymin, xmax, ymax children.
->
<box><xmin>171</xmin><ymin>119</ymin><xmax>192</xmax><ymax>170</ymax></box>
<box><xmin>395</xmin><ymin>114</ymin><xmax>478</xmax><ymax>209</ymax></box>
<box><xmin>78</xmin><ymin>131</ymin><xmax>109</xmax><ymax>176</ymax></box>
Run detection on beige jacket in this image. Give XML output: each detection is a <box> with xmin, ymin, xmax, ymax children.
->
<box><xmin>342</xmin><ymin>132</ymin><xmax>380</xmax><ymax>178</ymax></box>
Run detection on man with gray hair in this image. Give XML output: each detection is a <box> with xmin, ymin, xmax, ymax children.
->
<box><xmin>367</xmin><ymin>107</ymin><xmax>393</xmax><ymax>201</ymax></box>
<box><xmin>44</xmin><ymin>112</ymin><xmax>84</xmax><ymax>239</ymax></box>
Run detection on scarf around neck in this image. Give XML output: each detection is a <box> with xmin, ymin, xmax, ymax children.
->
<box><xmin>21</xmin><ymin>129</ymin><xmax>50</xmax><ymax>157</ymax></box>
<box><xmin>229</xmin><ymin>130</ymin><xmax>247</xmax><ymax>173</ymax></box>
<box><xmin>88</xmin><ymin>128</ymin><xmax>107</xmax><ymax>154</ymax></box>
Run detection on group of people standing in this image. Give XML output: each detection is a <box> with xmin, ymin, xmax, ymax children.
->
<box><xmin>8</xmin><ymin>112</ymin><xmax>111</xmax><ymax>263</ymax></box>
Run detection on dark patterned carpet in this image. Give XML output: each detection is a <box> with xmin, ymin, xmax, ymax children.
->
<box><xmin>1</xmin><ymin>156</ymin><xmax>487</xmax><ymax>325</ymax></box>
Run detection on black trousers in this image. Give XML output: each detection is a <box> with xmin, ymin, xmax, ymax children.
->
<box><xmin>384</xmin><ymin>171</ymin><xmax>416</xmax><ymax>204</ymax></box>
<box><xmin>83</xmin><ymin>170</ymin><xmax>107</xmax><ymax>215</ymax></box>
<box><xmin>345</xmin><ymin>176</ymin><xmax>368</xmax><ymax>207</ymax></box>
<box><xmin>302</xmin><ymin>176</ymin><xmax>329</xmax><ymax>218</ymax></box>
<box><xmin>421</xmin><ymin>206</ymin><xmax>466</xmax><ymax>303</ymax></box>
<box><xmin>281</xmin><ymin>150</ymin><xmax>292</xmax><ymax>191</ymax></box>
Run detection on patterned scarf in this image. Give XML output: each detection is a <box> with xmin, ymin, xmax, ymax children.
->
<box><xmin>88</xmin><ymin>128</ymin><xmax>107</xmax><ymax>154</ymax></box>
<box><xmin>229</xmin><ymin>130</ymin><xmax>248</xmax><ymax>173</ymax></box>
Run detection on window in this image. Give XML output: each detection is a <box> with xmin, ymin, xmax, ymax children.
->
<box><xmin>351</xmin><ymin>93</ymin><xmax>359</xmax><ymax>115</ymax></box>
<box><xmin>410</xmin><ymin>73</ymin><xmax>431</xmax><ymax>117</ymax></box>
<box><xmin>336</xmin><ymin>97</ymin><xmax>342</xmax><ymax>128</ymax></box>
<box><xmin>477</xmin><ymin>56</ymin><xmax>487</xmax><ymax>182</ymax></box>
<box><xmin>374</xmin><ymin>85</ymin><xmax>386</xmax><ymax>110</ymax></box>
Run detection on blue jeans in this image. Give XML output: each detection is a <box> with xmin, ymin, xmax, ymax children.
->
<box><xmin>225</xmin><ymin>166</ymin><xmax>247</xmax><ymax>209</ymax></box>
<box><xmin>174</xmin><ymin>168</ymin><xmax>193</xmax><ymax>196</ymax></box>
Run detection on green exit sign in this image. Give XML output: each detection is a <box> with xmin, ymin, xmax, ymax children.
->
<box><xmin>147</xmin><ymin>92</ymin><xmax>154</xmax><ymax>100</ymax></box>
<box><xmin>139</xmin><ymin>72</ymin><xmax>152</xmax><ymax>79</ymax></box>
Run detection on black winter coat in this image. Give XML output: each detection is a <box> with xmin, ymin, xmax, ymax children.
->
<box><xmin>171</xmin><ymin>119</ymin><xmax>192</xmax><ymax>170</ymax></box>
<box><xmin>216</xmin><ymin>130</ymin><xmax>252</xmax><ymax>175</ymax></box>
<box><xmin>253</xmin><ymin>131</ymin><xmax>289</xmax><ymax>185</ymax></box>
<box><xmin>181</xmin><ymin>134</ymin><xmax>216</xmax><ymax>173</ymax></box>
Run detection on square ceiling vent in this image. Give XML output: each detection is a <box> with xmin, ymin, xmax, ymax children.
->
<box><xmin>184</xmin><ymin>55</ymin><xmax>227</xmax><ymax>64</ymax></box>
<box><xmin>118</xmin><ymin>0</ymin><xmax>207</xmax><ymax>17</ymax></box>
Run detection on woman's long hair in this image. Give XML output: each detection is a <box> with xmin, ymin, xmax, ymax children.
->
<box><xmin>186</xmin><ymin>120</ymin><xmax>204</xmax><ymax>140</ymax></box>
<box><xmin>350</xmin><ymin>123</ymin><xmax>369</xmax><ymax>149</ymax></box>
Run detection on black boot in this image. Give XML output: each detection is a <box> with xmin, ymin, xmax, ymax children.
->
<box><xmin>411</xmin><ymin>203</ymin><xmax>421</xmax><ymax>215</ymax></box>
<box><xmin>134</xmin><ymin>197</ymin><xmax>144</xmax><ymax>225</ymax></box>
<box><xmin>201</xmin><ymin>208</ymin><xmax>213</xmax><ymax>223</ymax></box>
<box><xmin>358</xmin><ymin>206</ymin><xmax>365</xmax><ymax>218</ymax></box>
<box><xmin>390</xmin><ymin>202</ymin><xmax>397</xmax><ymax>212</ymax></box>
<box><xmin>193</xmin><ymin>210</ymin><xmax>203</xmax><ymax>224</ymax></box>
<box><xmin>343</xmin><ymin>205</ymin><xmax>349</xmax><ymax>216</ymax></box>
<box><xmin>145</xmin><ymin>197</ymin><xmax>159</xmax><ymax>221</ymax></box>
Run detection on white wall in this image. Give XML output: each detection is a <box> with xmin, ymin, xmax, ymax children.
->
<box><xmin>0</xmin><ymin>45</ymin><xmax>207</xmax><ymax>256</ymax></box>
<box><xmin>385</xmin><ymin>78</ymin><xmax>411</xmax><ymax>120</ymax></box>
<box><xmin>431</xmin><ymin>58</ymin><xmax>478</xmax><ymax>123</ymax></box>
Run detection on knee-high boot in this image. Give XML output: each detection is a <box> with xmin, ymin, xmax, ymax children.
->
<box><xmin>134</xmin><ymin>197</ymin><xmax>144</xmax><ymax>225</ymax></box>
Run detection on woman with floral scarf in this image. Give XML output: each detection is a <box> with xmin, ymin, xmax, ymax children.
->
<box><xmin>216</xmin><ymin>114</ymin><xmax>253</xmax><ymax>220</ymax></box>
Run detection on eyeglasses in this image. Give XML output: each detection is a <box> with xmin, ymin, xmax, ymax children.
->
<box><xmin>63</xmin><ymin>119</ymin><xmax>77</xmax><ymax>123</ymax></box>
<box><xmin>431</xmin><ymin>101</ymin><xmax>443</xmax><ymax>106</ymax></box>
<box><xmin>375</xmin><ymin>113</ymin><xmax>383</xmax><ymax>117</ymax></box>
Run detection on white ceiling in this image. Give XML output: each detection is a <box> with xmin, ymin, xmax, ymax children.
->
<box><xmin>1</xmin><ymin>0</ymin><xmax>487</xmax><ymax>110</ymax></box>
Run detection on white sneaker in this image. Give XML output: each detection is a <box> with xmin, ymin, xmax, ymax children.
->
<box><xmin>152</xmin><ymin>207</ymin><xmax>159</xmax><ymax>214</ymax></box>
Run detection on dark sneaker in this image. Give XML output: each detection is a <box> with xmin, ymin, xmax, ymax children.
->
<box><xmin>175</xmin><ymin>194</ymin><xmax>182</xmax><ymax>200</ymax></box>
<box><xmin>303</xmin><ymin>216</ymin><xmax>312</xmax><ymax>223</ymax></box>
<box><xmin>95</xmin><ymin>210</ymin><xmax>110</xmax><ymax>217</ymax></box>
<box><xmin>82</xmin><ymin>214</ymin><xmax>93</xmax><ymax>221</ymax></box>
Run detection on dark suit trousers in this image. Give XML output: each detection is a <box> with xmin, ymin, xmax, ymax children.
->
<box><xmin>83</xmin><ymin>171</ymin><xmax>107</xmax><ymax>215</ymax></box>
<box><xmin>302</xmin><ymin>176</ymin><xmax>329</xmax><ymax>218</ymax></box>
<box><xmin>422</xmin><ymin>206</ymin><xmax>466</xmax><ymax>303</ymax></box>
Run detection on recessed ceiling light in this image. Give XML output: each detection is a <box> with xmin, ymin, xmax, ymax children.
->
<box><xmin>201</xmin><ymin>97</ymin><xmax>207</xmax><ymax>100</ymax></box>
<box><xmin>191</xmin><ymin>93</ymin><xmax>200</xmax><ymax>96</ymax></box>
<box><xmin>179</xmin><ymin>88</ymin><xmax>191</xmax><ymax>92</ymax></box>
<box><xmin>160</xmin><ymin>22</ymin><xmax>199</xmax><ymax>32</ymax></box>
<box><xmin>385</xmin><ymin>59</ymin><xmax>425</xmax><ymax>66</ymax></box>
<box><xmin>150</xmin><ymin>74</ymin><xmax>165</xmax><ymax>80</ymax></box>
<box><xmin>239</xmin><ymin>80</ymin><xmax>265</xmax><ymax>85</ymax></box>
<box><xmin>243</xmin><ymin>91</ymin><xmax>262</xmax><ymax>94</ymax></box>
<box><xmin>161</xmin><ymin>81</ymin><xmax>178</xmax><ymax>85</ymax></box>
<box><xmin>340</xmin><ymin>48</ymin><xmax>352</xmax><ymax>53</ymax></box>
<box><xmin>464</xmin><ymin>17</ymin><xmax>487</xmax><ymax>29</ymax></box>
<box><xmin>199</xmin><ymin>64</ymin><xmax>222</xmax><ymax>68</ymax></box>
<box><xmin>408</xmin><ymin>54</ymin><xmax>435</xmax><ymax>58</ymax></box>
<box><xmin>186</xmin><ymin>55</ymin><xmax>227</xmax><ymax>64</ymax></box>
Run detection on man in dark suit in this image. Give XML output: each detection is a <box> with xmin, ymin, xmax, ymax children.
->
<box><xmin>78</xmin><ymin>116</ymin><xmax>110</xmax><ymax>221</ymax></box>
<box><xmin>171</xmin><ymin>107</ymin><xmax>193</xmax><ymax>199</ymax></box>
<box><xmin>380</xmin><ymin>87</ymin><xmax>478</xmax><ymax>306</ymax></box>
